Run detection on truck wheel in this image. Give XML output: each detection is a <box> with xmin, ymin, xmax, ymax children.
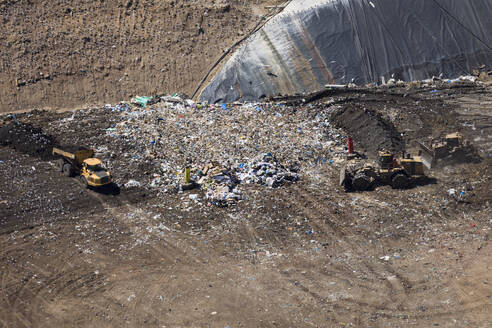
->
<box><xmin>391</xmin><ymin>174</ymin><xmax>409</xmax><ymax>189</ymax></box>
<box><xmin>62</xmin><ymin>163</ymin><xmax>73</xmax><ymax>177</ymax></box>
<box><xmin>352</xmin><ymin>173</ymin><xmax>371</xmax><ymax>191</ymax></box>
<box><xmin>56</xmin><ymin>159</ymin><xmax>64</xmax><ymax>171</ymax></box>
<box><xmin>80</xmin><ymin>176</ymin><xmax>89</xmax><ymax>188</ymax></box>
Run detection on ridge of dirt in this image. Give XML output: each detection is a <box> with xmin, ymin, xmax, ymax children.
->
<box><xmin>331</xmin><ymin>105</ymin><xmax>405</xmax><ymax>155</ymax></box>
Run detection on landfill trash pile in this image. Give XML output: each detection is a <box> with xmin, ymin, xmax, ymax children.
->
<box><xmin>236</xmin><ymin>152</ymin><xmax>299</xmax><ymax>188</ymax></box>
<box><xmin>48</xmin><ymin>95</ymin><xmax>348</xmax><ymax>204</ymax></box>
<box><xmin>196</xmin><ymin>153</ymin><xmax>300</xmax><ymax>206</ymax></box>
<box><xmin>197</xmin><ymin>163</ymin><xmax>242</xmax><ymax>206</ymax></box>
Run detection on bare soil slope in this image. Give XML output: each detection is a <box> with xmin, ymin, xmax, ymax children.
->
<box><xmin>0</xmin><ymin>0</ymin><xmax>281</xmax><ymax>112</ymax></box>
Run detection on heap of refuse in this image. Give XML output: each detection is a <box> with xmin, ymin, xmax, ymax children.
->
<box><xmin>194</xmin><ymin>153</ymin><xmax>300</xmax><ymax>206</ymax></box>
<box><xmin>13</xmin><ymin>92</ymin><xmax>357</xmax><ymax>206</ymax></box>
<box><xmin>236</xmin><ymin>153</ymin><xmax>299</xmax><ymax>188</ymax></box>
<box><xmin>93</xmin><ymin>95</ymin><xmax>348</xmax><ymax>196</ymax></box>
<box><xmin>197</xmin><ymin>163</ymin><xmax>242</xmax><ymax>206</ymax></box>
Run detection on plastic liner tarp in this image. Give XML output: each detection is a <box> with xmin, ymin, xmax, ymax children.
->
<box><xmin>199</xmin><ymin>0</ymin><xmax>492</xmax><ymax>103</ymax></box>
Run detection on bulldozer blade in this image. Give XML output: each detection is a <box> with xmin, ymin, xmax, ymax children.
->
<box><xmin>339</xmin><ymin>165</ymin><xmax>347</xmax><ymax>186</ymax></box>
<box><xmin>417</xmin><ymin>141</ymin><xmax>435</xmax><ymax>169</ymax></box>
<box><xmin>420</xmin><ymin>153</ymin><xmax>434</xmax><ymax>170</ymax></box>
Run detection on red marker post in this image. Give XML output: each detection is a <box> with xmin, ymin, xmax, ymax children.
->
<box><xmin>347</xmin><ymin>137</ymin><xmax>354</xmax><ymax>154</ymax></box>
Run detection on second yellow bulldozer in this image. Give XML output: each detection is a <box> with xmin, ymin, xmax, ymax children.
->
<box><xmin>417</xmin><ymin>132</ymin><xmax>479</xmax><ymax>169</ymax></box>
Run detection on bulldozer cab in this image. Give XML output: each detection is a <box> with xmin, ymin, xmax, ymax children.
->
<box><xmin>444</xmin><ymin>132</ymin><xmax>462</xmax><ymax>149</ymax></box>
<box><xmin>378</xmin><ymin>151</ymin><xmax>394</xmax><ymax>170</ymax></box>
<box><xmin>399</xmin><ymin>156</ymin><xmax>424</xmax><ymax>176</ymax></box>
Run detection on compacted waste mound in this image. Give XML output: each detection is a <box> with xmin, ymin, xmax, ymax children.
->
<box><xmin>200</xmin><ymin>0</ymin><xmax>492</xmax><ymax>103</ymax></box>
<box><xmin>0</xmin><ymin>121</ymin><xmax>56</xmax><ymax>160</ymax></box>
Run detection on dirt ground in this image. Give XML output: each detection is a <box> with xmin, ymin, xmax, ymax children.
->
<box><xmin>0</xmin><ymin>84</ymin><xmax>491</xmax><ymax>327</ymax></box>
<box><xmin>0</xmin><ymin>0</ymin><xmax>283</xmax><ymax>112</ymax></box>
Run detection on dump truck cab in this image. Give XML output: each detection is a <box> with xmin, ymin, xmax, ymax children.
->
<box><xmin>80</xmin><ymin>158</ymin><xmax>111</xmax><ymax>187</ymax></box>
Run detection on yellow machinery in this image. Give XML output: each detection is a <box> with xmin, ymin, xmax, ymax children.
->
<box><xmin>53</xmin><ymin>147</ymin><xmax>111</xmax><ymax>188</ymax></box>
<box><xmin>417</xmin><ymin>132</ymin><xmax>477</xmax><ymax>169</ymax></box>
<box><xmin>340</xmin><ymin>151</ymin><xmax>425</xmax><ymax>191</ymax></box>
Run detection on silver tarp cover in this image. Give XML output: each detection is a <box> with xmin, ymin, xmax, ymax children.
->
<box><xmin>200</xmin><ymin>0</ymin><xmax>492</xmax><ymax>103</ymax></box>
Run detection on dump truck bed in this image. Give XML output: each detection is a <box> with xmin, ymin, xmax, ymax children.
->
<box><xmin>53</xmin><ymin>147</ymin><xmax>94</xmax><ymax>165</ymax></box>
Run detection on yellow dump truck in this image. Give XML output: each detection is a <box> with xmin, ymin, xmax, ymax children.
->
<box><xmin>53</xmin><ymin>147</ymin><xmax>111</xmax><ymax>188</ymax></box>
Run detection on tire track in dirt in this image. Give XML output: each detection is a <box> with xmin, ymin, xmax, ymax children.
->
<box><xmin>276</xmin><ymin>182</ymin><xmax>492</xmax><ymax>324</ymax></box>
<box><xmin>0</xmin><ymin>234</ymin><xmax>110</xmax><ymax>327</ymax></box>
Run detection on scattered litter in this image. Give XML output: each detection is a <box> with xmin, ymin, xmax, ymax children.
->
<box><xmin>124</xmin><ymin>180</ymin><xmax>141</xmax><ymax>188</ymax></box>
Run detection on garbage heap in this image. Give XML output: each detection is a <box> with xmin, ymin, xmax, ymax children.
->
<box><xmin>40</xmin><ymin>94</ymin><xmax>349</xmax><ymax>206</ymax></box>
<box><xmin>236</xmin><ymin>152</ymin><xmax>299</xmax><ymax>187</ymax></box>
<box><xmin>196</xmin><ymin>153</ymin><xmax>300</xmax><ymax>206</ymax></box>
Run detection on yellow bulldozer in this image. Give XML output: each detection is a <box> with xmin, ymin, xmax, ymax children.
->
<box><xmin>53</xmin><ymin>147</ymin><xmax>111</xmax><ymax>188</ymax></box>
<box><xmin>340</xmin><ymin>151</ymin><xmax>426</xmax><ymax>191</ymax></box>
<box><xmin>416</xmin><ymin>132</ymin><xmax>479</xmax><ymax>169</ymax></box>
